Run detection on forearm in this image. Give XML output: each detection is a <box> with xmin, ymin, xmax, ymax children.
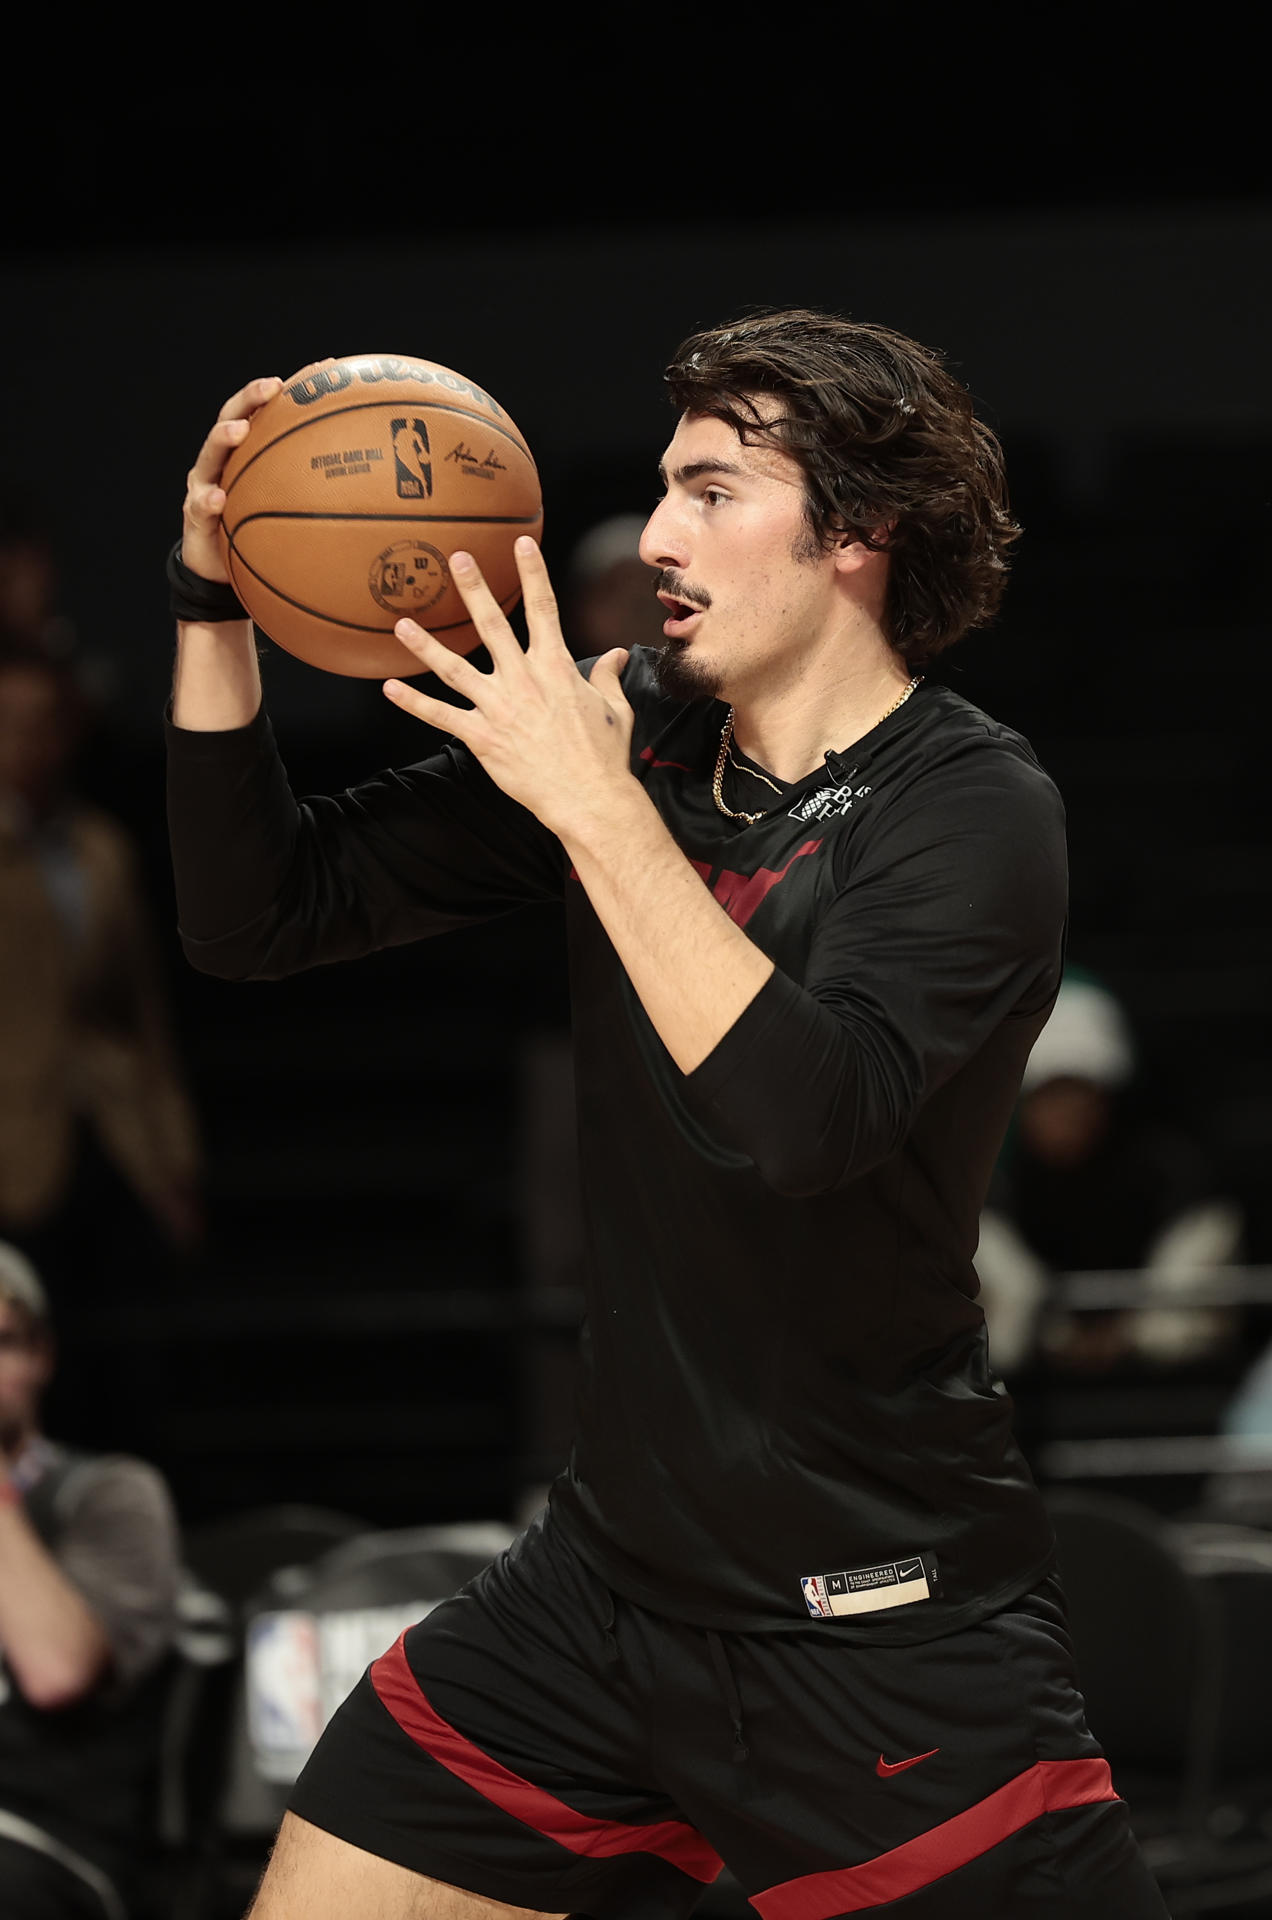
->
<box><xmin>171</xmin><ymin>618</ymin><xmax>262</xmax><ymax>731</ymax></box>
<box><xmin>561</xmin><ymin>785</ymin><xmax>774</xmax><ymax>1075</ymax></box>
<box><xmin>0</xmin><ymin>1499</ymin><xmax>112</xmax><ymax>1708</ymax></box>
<box><xmin>166</xmin><ymin>694</ymin><xmax>307</xmax><ymax>972</ymax></box>
<box><xmin>563</xmin><ymin>785</ymin><xmax>913</xmax><ymax>1195</ymax></box>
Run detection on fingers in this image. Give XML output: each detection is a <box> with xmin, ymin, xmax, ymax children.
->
<box><xmin>586</xmin><ymin>650</ymin><xmax>635</xmax><ymax>744</ymax></box>
<box><xmin>588</xmin><ymin>647</ymin><xmax>632</xmax><ymax>696</ymax></box>
<box><xmin>216</xmin><ymin>374</ymin><xmax>284</xmax><ymax>427</ymax></box>
<box><xmin>192</xmin><ymin>376</ymin><xmax>283</xmax><ymax>491</ymax></box>
<box><xmin>392</xmin><ymin>619</ymin><xmax>489</xmax><ymax>703</ymax></box>
<box><xmin>181</xmin><ymin>377</ymin><xmax>282</xmax><ymax>583</ymax></box>
<box><xmin>443</xmin><ymin>550</ymin><xmax>527</xmax><ymax>672</ymax></box>
<box><xmin>388</xmin><ymin>542</ymin><xmax>546</xmax><ymax>719</ymax></box>
<box><xmin>513</xmin><ymin>537</ymin><xmax>568</xmax><ymax>654</ymax></box>
<box><xmin>181</xmin><ymin>423</ymin><xmax>244</xmax><ymax>582</ymax></box>
<box><xmin>185</xmin><ymin>420</ymin><xmax>245</xmax><ymax>527</ymax></box>
<box><xmin>382</xmin><ymin>677</ymin><xmax>477</xmax><ymax>744</ymax></box>
<box><xmin>191</xmin><ymin>377</ymin><xmax>283</xmax><ymax>500</ymax></box>
<box><xmin>425</xmin><ymin>540</ymin><xmax>565</xmax><ymax>672</ymax></box>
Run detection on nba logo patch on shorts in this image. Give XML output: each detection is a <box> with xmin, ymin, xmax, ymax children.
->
<box><xmin>801</xmin><ymin>1554</ymin><xmax>938</xmax><ymax>1618</ymax></box>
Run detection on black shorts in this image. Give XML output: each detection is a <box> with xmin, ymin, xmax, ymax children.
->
<box><xmin>290</xmin><ymin>1513</ymin><xmax>1168</xmax><ymax>1918</ymax></box>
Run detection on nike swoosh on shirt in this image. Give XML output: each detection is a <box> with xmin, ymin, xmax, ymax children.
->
<box><xmin>876</xmin><ymin>1747</ymin><xmax>940</xmax><ymax>1777</ymax></box>
<box><xmin>639</xmin><ymin>747</ymin><xmax>694</xmax><ymax>773</ymax></box>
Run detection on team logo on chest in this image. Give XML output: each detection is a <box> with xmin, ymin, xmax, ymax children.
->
<box><xmin>789</xmin><ymin>782</ymin><xmax>873</xmax><ymax>824</ymax></box>
<box><xmin>688</xmin><ymin>840</ymin><xmax>821</xmax><ymax>930</ymax></box>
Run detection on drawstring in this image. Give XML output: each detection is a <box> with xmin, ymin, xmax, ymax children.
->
<box><xmin>598</xmin><ymin>1590</ymin><xmax>749</xmax><ymax>1766</ymax></box>
<box><xmin>705</xmin><ymin>1630</ymin><xmax>750</xmax><ymax>1764</ymax></box>
<box><xmin>600</xmin><ymin>1588</ymin><xmax>620</xmax><ymax>1665</ymax></box>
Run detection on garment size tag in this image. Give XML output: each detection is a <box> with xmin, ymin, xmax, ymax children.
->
<box><xmin>800</xmin><ymin>1555</ymin><xmax>936</xmax><ymax>1618</ymax></box>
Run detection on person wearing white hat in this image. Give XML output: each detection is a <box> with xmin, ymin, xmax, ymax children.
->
<box><xmin>976</xmin><ymin>975</ymin><xmax>1242</xmax><ymax>1380</ymax></box>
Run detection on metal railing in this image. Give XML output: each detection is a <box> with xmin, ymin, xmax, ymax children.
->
<box><xmin>1053</xmin><ymin>1266</ymin><xmax>1272</xmax><ymax>1311</ymax></box>
<box><xmin>1038</xmin><ymin>1264</ymin><xmax>1272</xmax><ymax>1482</ymax></box>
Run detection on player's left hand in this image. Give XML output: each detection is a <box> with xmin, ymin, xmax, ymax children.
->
<box><xmin>383</xmin><ymin>538</ymin><xmax>637</xmax><ymax>839</ymax></box>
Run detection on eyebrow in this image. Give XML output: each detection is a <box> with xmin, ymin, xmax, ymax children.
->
<box><xmin>657</xmin><ymin>458</ymin><xmax>749</xmax><ymax>486</ymax></box>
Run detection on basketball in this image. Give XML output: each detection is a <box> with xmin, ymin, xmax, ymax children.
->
<box><xmin>217</xmin><ymin>353</ymin><xmax>543</xmax><ymax>677</ymax></box>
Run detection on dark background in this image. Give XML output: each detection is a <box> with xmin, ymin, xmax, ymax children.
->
<box><xmin>3</xmin><ymin>60</ymin><xmax>1270</xmax><ymax>1533</ymax></box>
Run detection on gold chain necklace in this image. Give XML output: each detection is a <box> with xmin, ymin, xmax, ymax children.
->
<box><xmin>711</xmin><ymin>674</ymin><xmax>924</xmax><ymax>824</ymax></box>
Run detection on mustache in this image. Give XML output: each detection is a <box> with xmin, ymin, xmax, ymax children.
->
<box><xmin>654</xmin><ymin>570</ymin><xmax>712</xmax><ymax>611</ymax></box>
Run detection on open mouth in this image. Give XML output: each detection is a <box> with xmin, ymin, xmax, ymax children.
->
<box><xmin>656</xmin><ymin>590</ymin><xmax>705</xmax><ymax>639</ymax></box>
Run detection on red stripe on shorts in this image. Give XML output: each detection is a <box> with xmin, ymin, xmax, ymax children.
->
<box><xmin>370</xmin><ymin>1631</ymin><xmax>723</xmax><ymax>1884</ymax></box>
<box><xmin>751</xmin><ymin>1756</ymin><xmax>1119</xmax><ymax>1918</ymax></box>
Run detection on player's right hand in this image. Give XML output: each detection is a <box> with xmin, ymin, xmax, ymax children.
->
<box><xmin>181</xmin><ymin>377</ymin><xmax>283</xmax><ymax>583</ymax></box>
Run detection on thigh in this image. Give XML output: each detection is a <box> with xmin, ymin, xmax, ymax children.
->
<box><xmin>654</xmin><ymin>1577</ymin><xmax>1170</xmax><ymax>1917</ymax></box>
<box><xmin>246</xmin><ymin>1811</ymin><xmax>568</xmax><ymax>1920</ymax></box>
<box><xmin>288</xmin><ymin>1516</ymin><xmax>721</xmax><ymax>1920</ymax></box>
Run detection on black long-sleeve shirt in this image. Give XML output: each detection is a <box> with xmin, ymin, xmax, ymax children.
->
<box><xmin>166</xmin><ymin>650</ymin><xmax>1068</xmax><ymax>1640</ymax></box>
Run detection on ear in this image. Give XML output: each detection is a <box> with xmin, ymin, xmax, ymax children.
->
<box><xmin>832</xmin><ymin>527</ymin><xmax>892</xmax><ymax>576</ymax></box>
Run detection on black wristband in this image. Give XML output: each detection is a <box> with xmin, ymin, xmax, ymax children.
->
<box><xmin>167</xmin><ymin>540</ymin><xmax>249</xmax><ymax>624</ymax></box>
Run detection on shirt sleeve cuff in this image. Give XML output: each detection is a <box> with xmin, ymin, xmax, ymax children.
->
<box><xmin>163</xmin><ymin>695</ymin><xmax>272</xmax><ymax>756</ymax></box>
<box><xmin>685</xmin><ymin>965</ymin><xmax>803</xmax><ymax>1107</ymax></box>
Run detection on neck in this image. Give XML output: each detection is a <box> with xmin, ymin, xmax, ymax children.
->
<box><xmin>730</xmin><ymin>633</ymin><xmax>916</xmax><ymax>785</ymax></box>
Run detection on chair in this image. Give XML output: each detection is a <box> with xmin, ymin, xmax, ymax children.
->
<box><xmin>1047</xmin><ymin>1490</ymin><xmax>1219</xmax><ymax>1831</ymax></box>
<box><xmin>1052</xmin><ymin>1489</ymin><xmax>1222</xmax><ymax>1804</ymax></box>
<box><xmin>283</xmin><ymin>1518</ymin><xmax>517</xmax><ymax>1609</ymax></box>
<box><xmin>179</xmin><ymin>1502</ymin><xmax>371</xmax><ymax>1611</ymax></box>
<box><xmin>1171</xmin><ymin>1524</ymin><xmax>1272</xmax><ymax>1857</ymax></box>
<box><xmin>188</xmin><ymin>1520</ymin><xmax>517</xmax><ymax>1919</ymax></box>
<box><xmin>1045</xmin><ymin>1489</ymin><xmax>1272</xmax><ymax>1914</ymax></box>
<box><xmin>149</xmin><ymin>1505</ymin><xmax>369</xmax><ymax>1917</ymax></box>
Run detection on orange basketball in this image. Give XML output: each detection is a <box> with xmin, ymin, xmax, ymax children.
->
<box><xmin>217</xmin><ymin>353</ymin><xmax>543</xmax><ymax>677</ymax></box>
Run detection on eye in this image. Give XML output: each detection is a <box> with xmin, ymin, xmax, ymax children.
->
<box><xmin>703</xmin><ymin>487</ymin><xmax>730</xmax><ymax>508</ymax></box>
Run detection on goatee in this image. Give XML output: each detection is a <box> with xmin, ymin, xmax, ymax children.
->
<box><xmin>652</xmin><ymin>641</ymin><xmax>723</xmax><ymax>703</ymax></box>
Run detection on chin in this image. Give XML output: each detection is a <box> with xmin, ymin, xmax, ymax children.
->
<box><xmin>652</xmin><ymin>641</ymin><xmax>723</xmax><ymax>703</ymax></box>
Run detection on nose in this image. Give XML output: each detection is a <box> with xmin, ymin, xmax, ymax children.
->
<box><xmin>639</xmin><ymin>494</ymin><xmax>688</xmax><ymax>573</ymax></box>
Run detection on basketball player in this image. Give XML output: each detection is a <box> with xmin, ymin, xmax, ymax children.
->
<box><xmin>166</xmin><ymin>312</ymin><xmax>1170</xmax><ymax>1917</ymax></box>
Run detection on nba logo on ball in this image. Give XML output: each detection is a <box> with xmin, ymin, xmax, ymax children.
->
<box><xmin>369</xmin><ymin>542</ymin><xmax>449</xmax><ymax>615</ymax></box>
<box><xmin>391</xmin><ymin>419</ymin><xmax>432</xmax><ymax>499</ymax></box>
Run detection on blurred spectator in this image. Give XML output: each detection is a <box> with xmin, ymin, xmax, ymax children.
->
<box><xmin>1194</xmin><ymin>1337</ymin><xmax>1272</xmax><ymax>1528</ymax></box>
<box><xmin>0</xmin><ymin>645</ymin><xmax>203</xmax><ymax>1337</ymax></box>
<box><xmin>565</xmin><ymin>513</ymin><xmax>666</xmax><ymax>657</ymax></box>
<box><xmin>976</xmin><ymin>971</ymin><xmax>1243</xmax><ymax>1379</ymax></box>
<box><xmin>0</xmin><ymin>494</ymin><xmax>71</xmax><ymax>659</ymax></box>
<box><xmin>0</xmin><ymin>1241</ymin><xmax>181</xmax><ymax>1918</ymax></box>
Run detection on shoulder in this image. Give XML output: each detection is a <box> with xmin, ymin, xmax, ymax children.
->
<box><xmin>911</xmin><ymin>683</ymin><xmax>1058</xmax><ymax>778</ymax></box>
<box><xmin>829</xmin><ymin>686</ymin><xmax>1068</xmax><ymax>920</ymax></box>
<box><xmin>55</xmin><ymin>1451</ymin><xmax>177</xmax><ymax>1532</ymax></box>
<box><xmin>870</xmin><ymin>684</ymin><xmax>1065</xmax><ymax>831</ymax></box>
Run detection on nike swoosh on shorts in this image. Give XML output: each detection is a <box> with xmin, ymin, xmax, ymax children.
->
<box><xmin>875</xmin><ymin>1747</ymin><xmax>940</xmax><ymax>1777</ymax></box>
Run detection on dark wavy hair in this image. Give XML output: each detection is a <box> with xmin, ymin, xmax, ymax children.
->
<box><xmin>664</xmin><ymin>308</ymin><xmax>1021</xmax><ymax>666</ymax></box>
